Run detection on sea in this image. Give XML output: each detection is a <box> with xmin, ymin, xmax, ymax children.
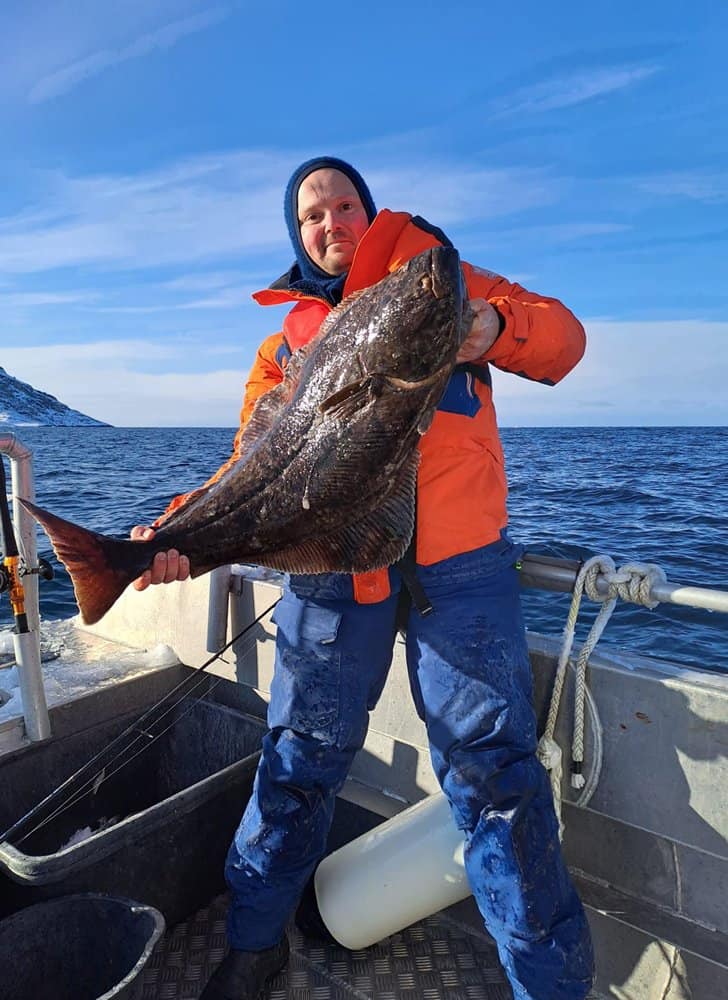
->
<box><xmin>1</xmin><ymin>426</ymin><xmax>726</xmax><ymax>674</ymax></box>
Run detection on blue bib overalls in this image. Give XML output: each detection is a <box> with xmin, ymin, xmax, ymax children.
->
<box><xmin>224</xmin><ymin>536</ymin><xmax>594</xmax><ymax>1000</ymax></box>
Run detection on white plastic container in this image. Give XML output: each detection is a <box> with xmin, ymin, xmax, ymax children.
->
<box><xmin>315</xmin><ymin>791</ymin><xmax>470</xmax><ymax>949</ymax></box>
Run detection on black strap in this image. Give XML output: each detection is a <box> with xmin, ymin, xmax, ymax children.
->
<box><xmin>394</xmin><ymin>540</ymin><xmax>433</xmax><ymax>618</ymax></box>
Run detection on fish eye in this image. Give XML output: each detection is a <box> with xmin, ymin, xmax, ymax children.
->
<box><xmin>420</xmin><ymin>275</ymin><xmax>433</xmax><ymax>292</ymax></box>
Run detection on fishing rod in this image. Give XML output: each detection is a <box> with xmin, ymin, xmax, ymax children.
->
<box><xmin>14</xmin><ymin>668</ymin><xmax>228</xmax><ymax>844</ymax></box>
<box><xmin>0</xmin><ymin>594</ymin><xmax>281</xmax><ymax>846</ymax></box>
<box><xmin>0</xmin><ymin>457</ymin><xmax>29</xmax><ymax>634</ymax></box>
<box><xmin>0</xmin><ymin>455</ymin><xmax>53</xmax><ymax>734</ymax></box>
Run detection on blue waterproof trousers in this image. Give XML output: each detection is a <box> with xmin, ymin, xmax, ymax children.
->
<box><xmin>224</xmin><ymin>537</ymin><xmax>594</xmax><ymax>999</ymax></box>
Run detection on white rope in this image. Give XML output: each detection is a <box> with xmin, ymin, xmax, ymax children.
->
<box><xmin>537</xmin><ymin>555</ymin><xmax>667</xmax><ymax>834</ymax></box>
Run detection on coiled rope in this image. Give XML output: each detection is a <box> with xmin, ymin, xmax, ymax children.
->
<box><xmin>537</xmin><ymin>555</ymin><xmax>667</xmax><ymax>835</ymax></box>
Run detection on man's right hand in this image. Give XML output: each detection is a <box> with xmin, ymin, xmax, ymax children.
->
<box><xmin>130</xmin><ymin>525</ymin><xmax>191</xmax><ymax>591</ymax></box>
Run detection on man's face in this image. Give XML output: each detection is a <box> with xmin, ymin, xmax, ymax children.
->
<box><xmin>297</xmin><ymin>168</ymin><xmax>370</xmax><ymax>275</ymax></box>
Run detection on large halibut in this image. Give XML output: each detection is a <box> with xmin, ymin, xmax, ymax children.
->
<box><xmin>22</xmin><ymin>247</ymin><xmax>469</xmax><ymax>624</ymax></box>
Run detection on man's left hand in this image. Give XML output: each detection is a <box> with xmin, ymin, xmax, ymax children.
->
<box><xmin>456</xmin><ymin>298</ymin><xmax>501</xmax><ymax>363</ymax></box>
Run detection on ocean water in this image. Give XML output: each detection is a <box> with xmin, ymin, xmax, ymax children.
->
<box><xmin>1</xmin><ymin>426</ymin><xmax>726</xmax><ymax>673</ymax></box>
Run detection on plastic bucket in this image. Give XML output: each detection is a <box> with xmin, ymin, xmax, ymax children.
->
<box><xmin>0</xmin><ymin>893</ymin><xmax>164</xmax><ymax>1000</ymax></box>
<box><xmin>0</xmin><ymin>692</ymin><xmax>265</xmax><ymax>924</ymax></box>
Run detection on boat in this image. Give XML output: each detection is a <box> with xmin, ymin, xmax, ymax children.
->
<box><xmin>0</xmin><ymin>429</ymin><xmax>726</xmax><ymax>999</ymax></box>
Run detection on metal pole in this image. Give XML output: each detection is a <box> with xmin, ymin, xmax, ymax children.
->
<box><xmin>519</xmin><ymin>552</ymin><xmax>728</xmax><ymax>615</ymax></box>
<box><xmin>0</xmin><ymin>432</ymin><xmax>50</xmax><ymax>741</ymax></box>
<box><xmin>6</xmin><ymin>438</ymin><xmax>40</xmax><ymax>633</ymax></box>
<box><xmin>206</xmin><ymin>566</ymin><xmax>231</xmax><ymax>653</ymax></box>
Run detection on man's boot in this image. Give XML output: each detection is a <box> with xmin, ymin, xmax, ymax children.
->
<box><xmin>199</xmin><ymin>937</ymin><xmax>290</xmax><ymax>1000</ymax></box>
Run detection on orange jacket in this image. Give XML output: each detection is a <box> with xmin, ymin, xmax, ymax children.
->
<box><xmin>160</xmin><ymin>210</ymin><xmax>585</xmax><ymax>602</ymax></box>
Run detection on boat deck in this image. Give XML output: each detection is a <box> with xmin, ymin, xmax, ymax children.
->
<box><xmin>3</xmin><ymin>603</ymin><xmax>727</xmax><ymax>998</ymax></box>
<box><xmin>142</xmin><ymin>892</ymin><xmax>518</xmax><ymax>1000</ymax></box>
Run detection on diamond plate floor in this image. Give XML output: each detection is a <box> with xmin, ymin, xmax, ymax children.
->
<box><xmin>141</xmin><ymin>893</ymin><xmax>515</xmax><ymax>999</ymax></box>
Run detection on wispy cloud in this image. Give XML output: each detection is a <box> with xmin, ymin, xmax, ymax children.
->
<box><xmin>177</xmin><ymin>288</ymin><xmax>258</xmax><ymax>310</ymax></box>
<box><xmin>491</xmin><ymin>65</ymin><xmax>660</xmax><ymax>118</ymax></box>
<box><xmin>518</xmin><ymin>222</ymin><xmax>630</xmax><ymax>241</ymax></box>
<box><xmin>0</xmin><ymin>150</ymin><xmax>290</xmax><ymax>273</ymax></box>
<box><xmin>469</xmin><ymin>221</ymin><xmax>630</xmax><ymax>253</ymax></box>
<box><xmin>638</xmin><ymin>171</ymin><xmax>728</xmax><ymax>203</ymax></box>
<box><xmin>91</xmin><ymin>286</ymin><xmax>259</xmax><ymax>313</ymax></box>
<box><xmin>2</xmin><ymin>339</ymin><xmax>248</xmax><ymax>426</ymax></box>
<box><xmin>6</xmin><ymin>318</ymin><xmax>728</xmax><ymax>429</ymax></box>
<box><xmin>0</xmin><ymin>152</ymin><xmax>566</xmax><ymax>275</ymax></box>
<box><xmin>161</xmin><ymin>270</ymin><xmax>247</xmax><ymax>292</ymax></box>
<box><xmin>0</xmin><ymin>290</ymin><xmax>97</xmax><ymax>307</ymax></box>
<box><xmin>491</xmin><ymin>318</ymin><xmax>728</xmax><ymax>426</ymax></box>
<box><xmin>28</xmin><ymin>7</ymin><xmax>230</xmax><ymax>103</ymax></box>
<box><xmin>367</xmin><ymin>165</ymin><xmax>558</xmax><ymax>224</ymax></box>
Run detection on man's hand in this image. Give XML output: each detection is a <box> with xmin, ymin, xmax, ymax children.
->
<box><xmin>130</xmin><ymin>525</ymin><xmax>190</xmax><ymax>592</ymax></box>
<box><xmin>456</xmin><ymin>298</ymin><xmax>501</xmax><ymax>364</ymax></box>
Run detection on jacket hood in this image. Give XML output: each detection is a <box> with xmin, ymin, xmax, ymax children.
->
<box><xmin>282</xmin><ymin>156</ymin><xmax>377</xmax><ymax>305</ymax></box>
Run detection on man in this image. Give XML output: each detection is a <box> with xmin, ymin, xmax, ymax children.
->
<box><xmin>134</xmin><ymin>157</ymin><xmax>594</xmax><ymax>1000</ymax></box>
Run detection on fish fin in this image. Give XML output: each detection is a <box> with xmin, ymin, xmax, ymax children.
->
<box><xmin>236</xmin><ymin>383</ymin><xmax>293</xmax><ymax>460</ymax></box>
<box><xmin>18</xmin><ymin>499</ymin><xmax>150</xmax><ymax>626</ymax></box>
<box><xmin>316</xmin><ymin>288</ymin><xmax>367</xmax><ymax>339</ymax></box>
<box><xmin>237</xmin><ymin>292</ymin><xmax>366</xmax><ymax>458</ymax></box>
<box><xmin>255</xmin><ymin>453</ymin><xmax>418</xmax><ymax>574</ymax></box>
<box><xmin>319</xmin><ymin>378</ymin><xmax>370</xmax><ymax>420</ymax></box>
<box><xmin>235</xmin><ymin>338</ymin><xmax>323</xmax><ymax>461</ymax></box>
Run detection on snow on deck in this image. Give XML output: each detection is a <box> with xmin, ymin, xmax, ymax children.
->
<box><xmin>0</xmin><ymin>618</ymin><xmax>179</xmax><ymax>728</ymax></box>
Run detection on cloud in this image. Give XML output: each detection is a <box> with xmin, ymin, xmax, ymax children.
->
<box><xmin>366</xmin><ymin>165</ymin><xmax>557</xmax><ymax>225</ymax></box>
<box><xmin>0</xmin><ymin>290</ymin><xmax>97</xmax><ymax>307</ymax></box>
<box><xmin>0</xmin><ymin>1</ymin><xmax>206</xmax><ymax>101</ymax></box>
<box><xmin>2</xmin><ymin>339</ymin><xmax>247</xmax><ymax>426</ymax></box>
<box><xmin>638</xmin><ymin>171</ymin><xmax>728</xmax><ymax>203</ymax></box>
<box><xmin>162</xmin><ymin>270</ymin><xmax>247</xmax><ymax>292</ymax></box>
<box><xmin>176</xmin><ymin>288</ymin><xmax>258</xmax><ymax>310</ymax></box>
<box><xmin>491</xmin><ymin>65</ymin><xmax>660</xmax><ymax>118</ymax></box>
<box><xmin>4</xmin><ymin>339</ymin><xmax>178</xmax><ymax>365</ymax></box>
<box><xmin>0</xmin><ymin>152</ymin><xmax>566</xmax><ymax>275</ymax></box>
<box><xmin>491</xmin><ymin>318</ymin><xmax>728</xmax><ymax>426</ymax></box>
<box><xmin>28</xmin><ymin>7</ymin><xmax>230</xmax><ymax>103</ymax></box>
<box><xmin>466</xmin><ymin>221</ymin><xmax>631</xmax><ymax>255</ymax></box>
<box><xmin>91</xmin><ymin>285</ymin><xmax>259</xmax><ymax>312</ymax></box>
<box><xmin>0</xmin><ymin>150</ymin><xmax>290</xmax><ymax>273</ymax></box>
<box><xmin>513</xmin><ymin>222</ymin><xmax>630</xmax><ymax>242</ymax></box>
<box><xmin>5</xmin><ymin>318</ymin><xmax>728</xmax><ymax>428</ymax></box>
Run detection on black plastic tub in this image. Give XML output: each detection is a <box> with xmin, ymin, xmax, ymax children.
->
<box><xmin>0</xmin><ymin>893</ymin><xmax>164</xmax><ymax>1000</ymax></box>
<box><xmin>0</xmin><ymin>692</ymin><xmax>264</xmax><ymax>925</ymax></box>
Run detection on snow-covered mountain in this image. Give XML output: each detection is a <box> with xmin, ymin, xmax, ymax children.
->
<box><xmin>0</xmin><ymin>367</ymin><xmax>109</xmax><ymax>427</ymax></box>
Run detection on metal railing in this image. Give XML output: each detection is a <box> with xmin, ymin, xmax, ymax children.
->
<box><xmin>518</xmin><ymin>553</ymin><xmax>728</xmax><ymax>615</ymax></box>
<box><xmin>2</xmin><ymin>430</ymin><xmax>727</xmax><ymax>748</ymax></box>
<box><xmin>0</xmin><ymin>432</ymin><xmax>50</xmax><ymax>740</ymax></box>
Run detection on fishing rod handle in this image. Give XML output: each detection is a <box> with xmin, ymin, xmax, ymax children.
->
<box><xmin>0</xmin><ymin>457</ymin><xmax>19</xmax><ymax>559</ymax></box>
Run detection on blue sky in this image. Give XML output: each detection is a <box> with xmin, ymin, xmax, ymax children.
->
<box><xmin>2</xmin><ymin>1</ymin><xmax>727</xmax><ymax>426</ymax></box>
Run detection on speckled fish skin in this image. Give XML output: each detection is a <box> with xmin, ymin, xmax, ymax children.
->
<box><xmin>161</xmin><ymin>245</ymin><xmax>468</xmax><ymax>571</ymax></box>
<box><xmin>21</xmin><ymin>246</ymin><xmax>468</xmax><ymax>624</ymax></box>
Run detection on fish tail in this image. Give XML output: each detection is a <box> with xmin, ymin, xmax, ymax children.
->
<box><xmin>18</xmin><ymin>499</ymin><xmax>149</xmax><ymax>626</ymax></box>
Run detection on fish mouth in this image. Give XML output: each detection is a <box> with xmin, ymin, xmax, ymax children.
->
<box><xmin>430</xmin><ymin>252</ymin><xmax>445</xmax><ymax>299</ymax></box>
<box><xmin>429</xmin><ymin>247</ymin><xmax>461</xmax><ymax>300</ymax></box>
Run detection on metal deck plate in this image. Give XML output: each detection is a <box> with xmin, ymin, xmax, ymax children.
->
<box><xmin>141</xmin><ymin>893</ymin><xmax>514</xmax><ymax>999</ymax></box>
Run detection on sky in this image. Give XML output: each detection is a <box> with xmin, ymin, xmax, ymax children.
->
<box><xmin>1</xmin><ymin>1</ymin><xmax>727</xmax><ymax>427</ymax></box>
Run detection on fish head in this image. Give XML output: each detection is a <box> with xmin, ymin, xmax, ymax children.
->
<box><xmin>356</xmin><ymin>246</ymin><xmax>469</xmax><ymax>383</ymax></box>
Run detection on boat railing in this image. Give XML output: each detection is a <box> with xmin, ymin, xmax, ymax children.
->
<box><xmin>3</xmin><ymin>431</ymin><xmax>728</xmax><ymax>749</ymax></box>
<box><xmin>518</xmin><ymin>552</ymin><xmax>728</xmax><ymax>614</ymax></box>
<box><xmin>0</xmin><ymin>432</ymin><xmax>50</xmax><ymax>741</ymax></box>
